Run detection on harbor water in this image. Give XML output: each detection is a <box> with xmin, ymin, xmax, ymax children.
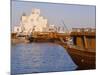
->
<box><xmin>11</xmin><ymin>43</ymin><xmax>77</xmax><ymax>75</ymax></box>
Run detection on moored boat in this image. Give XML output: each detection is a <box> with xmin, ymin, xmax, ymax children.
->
<box><xmin>66</xmin><ymin>28</ymin><xmax>96</xmax><ymax>69</ymax></box>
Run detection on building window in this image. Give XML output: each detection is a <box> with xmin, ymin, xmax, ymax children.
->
<box><xmin>32</xmin><ymin>11</ymin><xmax>35</xmax><ymax>14</ymax></box>
<box><xmin>17</xmin><ymin>28</ymin><xmax>19</xmax><ymax>32</ymax></box>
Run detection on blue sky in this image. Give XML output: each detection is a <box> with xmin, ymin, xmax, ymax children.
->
<box><xmin>11</xmin><ymin>0</ymin><xmax>96</xmax><ymax>30</ymax></box>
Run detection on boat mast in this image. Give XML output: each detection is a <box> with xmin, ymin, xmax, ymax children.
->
<box><xmin>61</xmin><ymin>20</ymin><xmax>69</xmax><ymax>33</ymax></box>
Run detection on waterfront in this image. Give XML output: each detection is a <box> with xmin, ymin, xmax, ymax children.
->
<box><xmin>11</xmin><ymin>43</ymin><xmax>77</xmax><ymax>74</ymax></box>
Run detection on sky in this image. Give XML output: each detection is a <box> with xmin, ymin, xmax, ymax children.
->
<box><xmin>11</xmin><ymin>0</ymin><xmax>96</xmax><ymax>30</ymax></box>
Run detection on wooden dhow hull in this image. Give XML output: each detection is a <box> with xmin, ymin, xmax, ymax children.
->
<box><xmin>67</xmin><ymin>46</ymin><xmax>96</xmax><ymax>70</ymax></box>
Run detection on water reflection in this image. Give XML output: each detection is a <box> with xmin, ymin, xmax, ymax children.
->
<box><xmin>11</xmin><ymin>43</ymin><xmax>77</xmax><ymax>74</ymax></box>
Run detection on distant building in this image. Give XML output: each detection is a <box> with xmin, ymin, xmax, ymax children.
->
<box><xmin>48</xmin><ymin>25</ymin><xmax>57</xmax><ymax>32</ymax></box>
<box><xmin>57</xmin><ymin>26</ymin><xmax>65</xmax><ymax>33</ymax></box>
<box><xmin>14</xmin><ymin>8</ymin><xmax>66</xmax><ymax>35</ymax></box>
<box><xmin>14</xmin><ymin>26</ymin><xmax>22</xmax><ymax>33</ymax></box>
